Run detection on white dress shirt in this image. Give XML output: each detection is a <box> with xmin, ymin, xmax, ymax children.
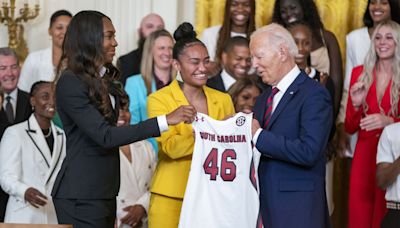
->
<box><xmin>221</xmin><ymin>69</ymin><xmax>236</xmax><ymax>91</ymax></box>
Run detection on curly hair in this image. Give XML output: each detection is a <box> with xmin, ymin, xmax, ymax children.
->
<box><xmin>359</xmin><ymin>20</ymin><xmax>400</xmax><ymax>117</ymax></box>
<box><xmin>215</xmin><ymin>0</ymin><xmax>256</xmax><ymax>64</ymax></box>
<box><xmin>363</xmin><ymin>0</ymin><xmax>400</xmax><ymax>28</ymax></box>
<box><xmin>56</xmin><ymin>11</ymin><xmax>121</xmax><ymax>123</ymax></box>
<box><xmin>272</xmin><ymin>0</ymin><xmax>324</xmax><ymax>42</ymax></box>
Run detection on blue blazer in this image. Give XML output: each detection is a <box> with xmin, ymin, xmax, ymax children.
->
<box><xmin>254</xmin><ymin>71</ymin><xmax>332</xmax><ymax>228</ymax></box>
<box><xmin>125</xmin><ymin>75</ymin><xmax>158</xmax><ymax>152</ymax></box>
<box><xmin>125</xmin><ymin>74</ymin><xmax>156</xmax><ymax>124</ymax></box>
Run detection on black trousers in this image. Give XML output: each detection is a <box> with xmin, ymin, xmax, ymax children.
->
<box><xmin>381</xmin><ymin>209</ymin><xmax>400</xmax><ymax>228</ymax></box>
<box><xmin>0</xmin><ymin>189</ymin><xmax>8</xmax><ymax>222</ymax></box>
<box><xmin>54</xmin><ymin>198</ymin><xmax>116</xmax><ymax>228</ymax></box>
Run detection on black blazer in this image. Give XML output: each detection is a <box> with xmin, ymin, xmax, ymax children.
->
<box><xmin>0</xmin><ymin>89</ymin><xmax>32</xmax><ymax>138</ymax></box>
<box><xmin>51</xmin><ymin>70</ymin><xmax>160</xmax><ymax>199</ymax></box>
<box><xmin>0</xmin><ymin>88</ymin><xmax>31</xmax><ymax>222</ymax></box>
<box><xmin>0</xmin><ymin>89</ymin><xmax>32</xmax><ymax>139</ymax></box>
<box><xmin>312</xmin><ymin>70</ymin><xmax>336</xmax><ymax>141</ymax></box>
<box><xmin>206</xmin><ymin>74</ymin><xmax>226</xmax><ymax>92</ymax></box>
<box><xmin>116</xmin><ymin>48</ymin><xmax>142</xmax><ymax>86</ymax></box>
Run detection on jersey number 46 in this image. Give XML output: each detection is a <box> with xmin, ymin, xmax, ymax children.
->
<box><xmin>203</xmin><ymin>148</ymin><xmax>236</xmax><ymax>182</ymax></box>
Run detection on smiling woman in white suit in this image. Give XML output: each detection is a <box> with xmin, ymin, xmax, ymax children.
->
<box><xmin>0</xmin><ymin>81</ymin><xmax>65</xmax><ymax>224</ymax></box>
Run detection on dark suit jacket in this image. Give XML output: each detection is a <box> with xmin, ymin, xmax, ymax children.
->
<box><xmin>206</xmin><ymin>73</ymin><xmax>226</xmax><ymax>92</ymax></box>
<box><xmin>254</xmin><ymin>71</ymin><xmax>332</xmax><ymax>228</ymax></box>
<box><xmin>0</xmin><ymin>89</ymin><xmax>32</xmax><ymax>138</ymax></box>
<box><xmin>309</xmin><ymin>70</ymin><xmax>336</xmax><ymax>142</ymax></box>
<box><xmin>51</xmin><ymin>70</ymin><xmax>160</xmax><ymax>199</ymax></box>
<box><xmin>0</xmin><ymin>88</ymin><xmax>32</xmax><ymax>222</ymax></box>
<box><xmin>116</xmin><ymin>48</ymin><xmax>142</xmax><ymax>86</ymax></box>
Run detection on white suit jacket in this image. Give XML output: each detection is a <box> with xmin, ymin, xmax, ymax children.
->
<box><xmin>0</xmin><ymin>114</ymin><xmax>66</xmax><ymax>224</ymax></box>
<box><xmin>337</xmin><ymin>27</ymin><xmax>370</xmax><ymax>157</ymax></box>
<box><xmin>117</xmin><ymin>140</ymin><xmax>156</xmax><ymax>228</ymax></box>
<box><xmin>18</xmin><ymin>47</ymin><xmax>55</xmax><ymax>93</ymax></box>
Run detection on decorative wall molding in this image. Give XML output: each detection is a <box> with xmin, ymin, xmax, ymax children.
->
<box><xmin>0</xmin><ymin>0</ymin><xmax>195</xmax><ymax>62</ymax></box>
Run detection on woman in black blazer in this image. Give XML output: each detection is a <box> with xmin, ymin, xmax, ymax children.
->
<box><xmin>51</xmin><ymin>11</ymin><xmax>195</xmax><ymax>228</ymax></box>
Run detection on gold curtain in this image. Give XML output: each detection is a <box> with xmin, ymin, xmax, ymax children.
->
<box><xmin>195</xmin><ymin>0</ymin><xmax>368</xmax><ymax>63</ymax></box>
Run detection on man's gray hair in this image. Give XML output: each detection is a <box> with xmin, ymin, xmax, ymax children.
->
<box><xmin>251</xmin><ymin>23</ymin><xmax>298</xmax><ymax>57</ymax></box>
<box><xmin>0</xmin><ymin>47</ymin><xmax>19</xmax><ymax>65</ymax></box>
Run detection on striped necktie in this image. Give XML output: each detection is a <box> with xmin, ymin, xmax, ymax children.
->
<box><xmin>263</xmin><ymin>87</ymin><xmax>279</xmax><ymax>128</ymax></box>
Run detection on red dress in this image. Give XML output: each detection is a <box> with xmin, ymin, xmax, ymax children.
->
<box><xmin>345</xmin><ymin>65</ymin><xmax>400</xmax><ymax>228</ymax></box>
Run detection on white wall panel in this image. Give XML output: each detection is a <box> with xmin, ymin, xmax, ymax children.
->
<box><xmin>0</xmin><ymin>0</ymin><xmax>195</xmax><ymax>62</ymax></box>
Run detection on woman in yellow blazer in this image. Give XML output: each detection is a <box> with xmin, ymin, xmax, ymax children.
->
<box><xmin>147</xmin><ymin>22</ymin><xmax>235</xmax><ymax>228</ymax></box>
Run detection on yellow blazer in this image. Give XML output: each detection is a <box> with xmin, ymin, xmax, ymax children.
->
<box><xmin>147</xmin><ymin>80</ymin><xmax>235</xmax><ymax>198</ymax></box>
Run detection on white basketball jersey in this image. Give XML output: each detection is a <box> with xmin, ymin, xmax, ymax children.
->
<box><xmin>179</xmin><ymin>112</ymin><xmax>261</xmax><ymax>228</ymax></box>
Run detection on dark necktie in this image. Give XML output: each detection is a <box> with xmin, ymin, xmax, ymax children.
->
<box><xmin>5</xmin><ymin>95</ymin><xmax>14</xmax><ymax>123</ymax></box>
<box><xmin>263</xmin><ymin>87</ymin><xmax>279</xmax><ymax>128</ymax></box>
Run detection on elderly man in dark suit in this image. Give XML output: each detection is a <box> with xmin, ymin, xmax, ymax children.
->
<box><xmin>250</xmin><ymin>24</ymin><xmax>333</xmax><ymax>228</ymax></box>
<box><xmin>117</xmin><ymin>13</ymin><xmax>165</xmax><ymax>86</ymax></box>
<box><xmin>0</xmin><ymin>47</ymin><xmax>32</xmax><ymax>222</ymax></box>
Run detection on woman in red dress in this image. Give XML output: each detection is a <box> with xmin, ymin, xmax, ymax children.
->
<box><xmin>346</xmin><ymin>20</ymin><xmax>400</xmax><ymax>228</ymax></box>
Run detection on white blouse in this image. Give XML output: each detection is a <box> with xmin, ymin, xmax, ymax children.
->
<box><xmin>18</xmin><ymin>47</ymin><xmax>55</xmax><ymax>93</ymax></box>
<box><xmin>117</xmin><ymin>140</ymin><xmax>156</xmax><ymax>228</ymax></box>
